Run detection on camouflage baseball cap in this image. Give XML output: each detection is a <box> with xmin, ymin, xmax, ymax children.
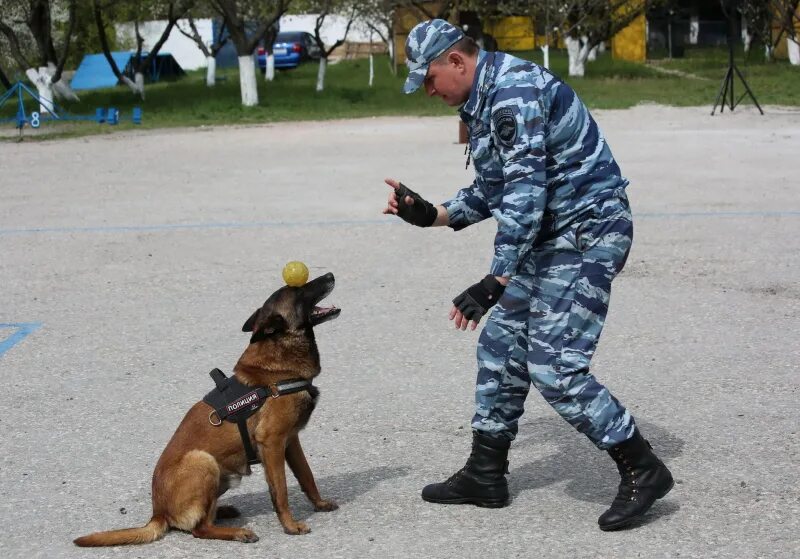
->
<box><xmin>403</xmin><ymin>19</ymin><xmax>464</xmax><ymax>94</ymax></box>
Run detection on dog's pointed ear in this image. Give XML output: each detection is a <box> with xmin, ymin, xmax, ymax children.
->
<box><xmin>242</xmin><ymin>309</ymin><xmax>260</xmax><ymax>333</ymax></box>
<box><xmin>248</xmin><ymin>314</ymin><xmax>287</xmax><ymax>344</ymax></box>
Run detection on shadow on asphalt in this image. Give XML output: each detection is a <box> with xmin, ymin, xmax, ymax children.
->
<box><xmin>223</xmin><ymin>465</ymin><xmax>412</xmax><ymax>522</ymax></box>
<box><xmin>510</xmin><ymin>417</ymin><xmax>684</xmax><ymax>525</ymax></box>
<box><xmin>220</xmin><ymin>421</ymin><xmax>683</xmax><ymax>528</ymax></box>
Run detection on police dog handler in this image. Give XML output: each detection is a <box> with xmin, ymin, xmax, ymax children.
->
<box><xmin>382</xmin><ymin>19</ymin><xmax>673</xmax><ymax>531</ymax></box>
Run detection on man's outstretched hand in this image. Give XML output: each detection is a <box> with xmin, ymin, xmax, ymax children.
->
<box><xmin>383</xmin><ymin>178</ymin><xmax>503</xmax><ymax>331</ymax></box>
<box><xmin>382</xmin><ymin>178</ymin><xmax>438</xmax><ymax>227</ymax></box>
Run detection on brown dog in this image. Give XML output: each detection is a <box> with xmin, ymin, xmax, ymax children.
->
<box><xmin>74</xmin><ymin>273</ymin><xmax>341</xmax><ymax>546</ymax></box>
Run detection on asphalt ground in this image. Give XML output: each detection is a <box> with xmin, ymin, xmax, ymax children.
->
<box><xmin>1</xmin><ymin>105</ymin><xmax>798</xmax><ymax>559</ymax></box>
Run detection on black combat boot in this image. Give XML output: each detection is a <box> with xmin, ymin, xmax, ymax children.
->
<box><xmin>421</xmin><ymin>431</ymin><xmax>510</xmax><ymax>508</ymax></box>
<box><xmin>598</xmin><ymin>429</ymin><xmax>674</xmax><ymax>531</ymax></box>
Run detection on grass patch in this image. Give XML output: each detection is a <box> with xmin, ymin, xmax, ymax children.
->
<box><xmin>1</xmin><ymin>48</ymin><xmax>797</xmax><ymax>140</ymax></box>
<box><xmin>0</xmin><ymin>57</ymin><xmax>452</xmax><ymax>139</ymax></box>
<box><xmin>652</xmin><ymin>46</ymin><xmax>800</xmax><ymax>108</ymax></box>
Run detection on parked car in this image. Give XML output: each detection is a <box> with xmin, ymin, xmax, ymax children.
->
<box><xmin>257</xmin><ymin>31</ymin><xmax>321</xmax><ymax>70</ymax></box>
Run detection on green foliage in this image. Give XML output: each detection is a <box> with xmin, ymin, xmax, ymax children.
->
<box><xmin>62</xmin><ymin>2</ymin><xmax>120</xmax><ymax>68</ymax></box>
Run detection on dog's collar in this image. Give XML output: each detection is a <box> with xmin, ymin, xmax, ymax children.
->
<box><xmin>202</xmin><ymin>368</ymin><xmax>317</xmax><ymax>465</ymax></box>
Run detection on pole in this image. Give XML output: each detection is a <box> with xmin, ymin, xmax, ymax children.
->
<box><xmin>728</xmin><ymin>13</ymin><xmax>735</xmax><ymax>109</ymax></box>
<box><xmin>668</xmin><ymin>13</ymin><xmax>673</xmax><ymax>59</ymax></box>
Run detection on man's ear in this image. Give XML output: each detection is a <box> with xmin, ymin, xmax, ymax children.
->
<box><xmin>447</xmin><ymin>51</ymin><xmax>465</xmax><ymax>70</ymax></box>
<box><xmin>242</xmin><ymin>309</ymin><xmax>260</xmax><ymax>332</ymax></box>
<box><xmin>248</xmin><ymin>314</ymin><xmax>287</xmax><ymax>344</ymax></box>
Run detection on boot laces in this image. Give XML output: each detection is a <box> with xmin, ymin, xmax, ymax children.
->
<box><xmin>446</xmin><ymin>447</ymin><xmax>482</xmax><ymax>487</ymax></box>
<box><xmin>446</xmin><ymin>467</ymin><xmax>468</xmax><ymax>487</ymax></box>
<box><xmin>613</xmin><ymin>450</ymin><xmax>639</xmax><ymax>502</ymax></box>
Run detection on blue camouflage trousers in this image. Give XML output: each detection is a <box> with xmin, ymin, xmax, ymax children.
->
<box><xmin>472</xmin><ymin>198</ymin><xmax>635</xmax><ymax>449</ymax></box>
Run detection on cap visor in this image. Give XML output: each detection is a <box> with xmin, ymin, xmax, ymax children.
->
<box><xmin>403</xmin><ymin>66</ymin><xmax>427</xmax><ymax>94</ymax></box>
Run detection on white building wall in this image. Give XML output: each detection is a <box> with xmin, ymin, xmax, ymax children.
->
<box><xmin>116</xmin><ymin>18</ymin><xmax>214</xmax><ymax>71</ymax></box>
<box><xmin>279</xmin><ymin>14</ymin><xmax>372</xmax><ymax>46</ymax></box>
<box><xmin>115</xmin><ymin>14</ymin><xmax>372</xmax><ymax>70</ymax></box>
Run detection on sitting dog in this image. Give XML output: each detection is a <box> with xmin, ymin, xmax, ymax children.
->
<box><xmin>74</xmin><ymin>273</ymin><xmax>341</xmax><ymax>546</ymax></box>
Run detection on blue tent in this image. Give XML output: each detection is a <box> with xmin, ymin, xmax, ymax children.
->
<box><xmin>71</xmin><ymin>52</ymin><xmax>184</xmax><ymax>91</ymax></box>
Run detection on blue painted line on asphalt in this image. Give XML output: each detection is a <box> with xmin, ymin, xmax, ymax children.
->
<box><xmin>0</xmin><ymin>210</ymin><xmax>798</xmax><ymax>237</ymax></box>
<box><xmin>0</xmin><ymin>323</ymin><xmax>42</xmax><ymax>357</ymax></box>
<box><xmin>0</xmin><ymin>219</ymin><xmax>394</xmax><ymax>236</ymax></box>
<box><xmin>637</xmin><ymin>210</ymin><xmax>800</xmax><ymax>218</ymax></box>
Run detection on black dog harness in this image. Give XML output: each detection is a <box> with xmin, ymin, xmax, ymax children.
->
<box><xmin>202</xmin><ymin>368</ymin><xmax>316</xmax><ymax>465</ymax></box>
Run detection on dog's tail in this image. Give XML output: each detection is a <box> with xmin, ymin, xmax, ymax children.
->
<box><xmin>73</xmin><ymin>516</ymin><xmax>169</xmax><ymax>547</ymax></box>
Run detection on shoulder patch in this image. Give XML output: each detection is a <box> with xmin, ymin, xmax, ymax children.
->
<box><xmin>492</xmin><ymin>107</ymin><xmax>517</xmax><ymax>148</ymax></box>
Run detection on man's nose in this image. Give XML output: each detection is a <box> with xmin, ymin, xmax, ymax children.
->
<box><xmin>425</xmin><ymin>82</ymin><xmax>436</xmax><ymax>97</ymax></box>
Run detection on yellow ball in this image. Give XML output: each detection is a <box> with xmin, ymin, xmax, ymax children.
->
<box><xmin>282</xmin><ymin>261</ymin><xmax>309</xmax><ymax>287</ymax></box>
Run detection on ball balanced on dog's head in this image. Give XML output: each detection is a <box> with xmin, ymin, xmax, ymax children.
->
<box><xmin>282</xmin><ymin>261</ymin><xmax>309</xmax><ymax>287</ymax></box>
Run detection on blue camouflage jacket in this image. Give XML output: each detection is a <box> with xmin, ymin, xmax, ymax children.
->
<box><xmin>441</xmin><ymin>50</ymin><xmax>629</xmax><ymax>278</ymax></box>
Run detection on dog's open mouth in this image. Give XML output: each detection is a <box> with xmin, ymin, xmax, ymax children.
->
<box><xmin>305</xmin><ymin>273</ymin><xmax>340</xmax><ymax>326</ymax></box>
<box><xmin>311</xmin><ymin>304</ymin><xmax>341</xmax><ymax>325</ymax></box>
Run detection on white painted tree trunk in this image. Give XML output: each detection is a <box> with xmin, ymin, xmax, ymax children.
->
<box><xmin>689</xmin><ymin>16</ymin><xmax>699</xmax><ymax>45</ymax></box>
<box><xmin>25</xmin><ymin>67</ymin><xmax>55</xmax><ymax>114</ymax></box>
<box><xmin>369</xmin><ymin>53</ymin><xmax>374</xmax><ymax>87</ymax></box>
<box><xmin>206</xmin><ymin>56</ymin><xmax>216</xmax><ymax>86</ymax></box>
<box><xmin>238</xmin><ymin>55</ymin><xmax>259</xmax><ymax>106</ymax></box>
<box><xmin>265</xmin><ymin>54</ymin><xmax>275</xmax><ymax>81</ymax></box>
<box><xmin>583</xmin><ymin>36</ymin><xmax>598</xmax><ymax>62</ymax></box>
<box><xmin>742</xmin><ymin>17</ymin><xmax>751</xmax><ymax>53</ymax></box>
<box><xmin>565</xmin><ymin>37</ymin><xmax>589</xmax><ymax>77</ymax></box>
<box><xmin>788</xmin><ymin>37</ymin><xmax>800</xmax><ymax>66</ymax></box>
<box><xmin>316</xmin><ymin>57</ymin><xmax>327</xmax><ymax>92</ymax></box>
<box><xmin>598</xmin><ymin>42</ymin><xmax>606</xmax><ymax>54</ymax></box>
<box><xmin>51</xmin><ymin>78</ymin><xmax>79</xmax><ymax>102</ymax></box>
<box><xmin>765</xmin><ymin>44</ymin><xmax>774</xmax><ymax>62</ymax></box>
<box><xmin>135</xmin><ymin>72</ymin><xmax>145</xmax><ymax>99</ymax></box>
<box><xmin>47</xmin><ymin>62</ymin><xmax>79</xmax><ymax>102</ymax></box>
<box><xmin>541</xmin><ymin>44</ymin><xmax>550</xmax><ymax>69</ymax></box>
<box><xmin>120</xmin><ymin>75</ymin><xmax>143</xmax><ymax>96</ymax></box>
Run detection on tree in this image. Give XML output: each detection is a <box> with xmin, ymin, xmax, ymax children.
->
<box><xmin>177</xmin><ymin>11</ymin><xmax>230</xmax><ymax>86</ymax></box>
<box><xmin>541</xmin><ymin>0</ymin><xmax>662</xmax><ymax>77</ymax></box>
<box><xmin>92</xmin><ymin>0</ymin><xmax>193</xmax><ymax>99</ymax></box>
<box><xmin>739</xmin><ymin>0</ymin><xmax>772</xmax><ymax>58</ymax></box>
<box><xmin>357</xmin><ymin>0</ymin><xmax>397</xmax><ymax>74</ymax></box>
<box><xmin>404</xmin><ymin>0</ymin><xmax>458</xmax><ymax>20</ymax></box>
<box><xmin>261</xmin><ymin>15</ymin><xmax>280</xmax><ymax>82</ymax></box>
<box><xmin>771</xmin><ymin>0</ymin><xmax>800</xmax><ymax>64</ymax></box>
<box><xmin>0</xmin><ymin>0</ymin><xmax>79</xmax><ymax>112</ymax></box>
<box><xmin>307</xmin><ymin>0</ymin><xmax>358</xmax><ymax>92</ymax></box>
<box><xmin>209</xmin><ymin>0</ymin><xmax>290</xmax><ymax>106</ymax></box>
<box><xmin>740</xmin><ymin>0</ymin><xmax>800</xmax><ymax>63</ymax></box>
<box><xmin>504</xmin><ymin>0</ymin><xmax>560</xmax><ymax>69</ymax></box>
<box><xmin>66</xmin><ymin>0</ymin><xmax>121</xmax><ymax>68</ymax></box>
<box><xmin>459</xmin><ymin>1</ymin><xmax>535</xmax><ymax>59</ymax></box>
<box><xmin>0</xmin><ymin>62</ymin><xmax>11</xmax><ymax>89</ymax></box>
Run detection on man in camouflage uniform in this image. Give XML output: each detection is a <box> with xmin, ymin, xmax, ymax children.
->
<box><xmin>382</xmin><ymin>19</ymin><xmax>674</xmax><ymax>531</ymax></box>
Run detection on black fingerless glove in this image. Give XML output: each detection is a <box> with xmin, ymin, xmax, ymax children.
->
<box><xmin>452</xmin><ymin>275</ymin><xmax>506</xmax><ymax>322</ymax></box>
<box><xmin>395</xmin><ymin>182</ymin><xmax>438</xmax><ymax>227</ymax></box>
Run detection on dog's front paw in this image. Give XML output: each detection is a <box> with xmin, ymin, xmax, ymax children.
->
<box><xmin>314</xmin><ymin>499</ymin><xmax>339</xmax><ymax>512</ymax></box>
<box><xmin>236</xmin><ymin>529</ymin><xmax>259</xmax><ymax>543</ymax></box>
<box><xmin>283</xmin><ymin>521</ymin><xmax>310</xmax><ymax>535</ymax></box>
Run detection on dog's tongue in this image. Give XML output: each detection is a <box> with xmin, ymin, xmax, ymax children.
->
<box><xmin>313</xmin><ymin>305</ymin><xmax>338</xmax><ymax>316</ymax></box>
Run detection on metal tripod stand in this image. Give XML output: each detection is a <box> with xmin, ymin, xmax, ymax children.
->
<box><xmin>712</xmin><ymin>1</ymin><xmax>764</xmax><ymax>115</ymax></box>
